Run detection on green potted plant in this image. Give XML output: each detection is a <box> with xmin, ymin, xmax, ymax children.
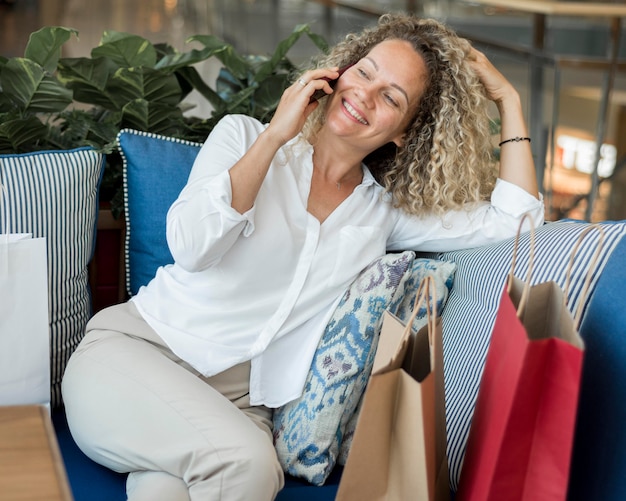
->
<box><xmin>1</xmin><ymin>24</ymin><xmax>327</xmax><ymax>311</ymax></box>
<box><xmin>0</xmin><ymin>24</ymin><xmax>328</xmax><ymax>216</ymax></box>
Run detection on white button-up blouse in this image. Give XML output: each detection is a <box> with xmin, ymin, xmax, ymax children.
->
<box><xmin>131</xmin><ymin>114</ymin><xmax>544</xmax><ymax>407</ymax></box>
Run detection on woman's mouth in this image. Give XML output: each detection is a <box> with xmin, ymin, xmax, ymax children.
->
<box><xmin>342</xmin><ymin>99</ymin><xmax>369</xmax><ymax>125</ymax></box>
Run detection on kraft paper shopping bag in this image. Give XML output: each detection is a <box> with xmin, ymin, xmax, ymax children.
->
<box><xmin>337</xmin><ymin>276</ymin><xmax>450</xmax><ymax>501</ymax></box>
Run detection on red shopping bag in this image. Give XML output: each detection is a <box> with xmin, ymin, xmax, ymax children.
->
<box><xmin>457</xmin><ymin>222</ymin><xmax>602</xmax><ymax>501</ymax></box>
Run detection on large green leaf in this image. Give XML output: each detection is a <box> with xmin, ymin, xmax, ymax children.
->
<box><xmin>1</xmin><ymin>58</ymin><xmax>72</xmax><ymax>113</ymax></box>
<box><xmin>253</xmin><ymin>73</ymin><xmax>290</xmax><ymax>111</ymax></box>
<box><xmin>106</xmin><ymin>67</ymin><xmax>182</xmax><ymax>109</ymax></box>
<box><xmin>92</xmin><ymin>31</ymin><xmax>157</xmax><ymax>68</ymax></box>
<box><xmin>77</xmin><ymin>109</ymin><xmax>123</xmax><ymax>147</ymax></box>
<box><xmin>215</xmin><ymin>66</ymin><xmax>249</xmax><ymax>97</ymax></box>
<box><xmin>187</xmin><ymin>35</ymin><xmax>250</xmax><ymax>80</ymax></box>
<box><xmin>144</xmin><ymin>102</ymin><xmax>188</xmax><ymax>134</ymax></box>
<box><xmin>254</xmin><ymin>25</ymin><xmax>307</xmax><ymax>83</ymax></box>
<box><xmin>119</xmin><ymin>99</ymin><xmax>186</xmax><ymax>133</ymax></box>
<box><xmin>155</xmin><ymin>47</ymin><xmax>215</xmax><ymax>73</ymax></box>
<box><xmin>0</xmin><ymin>90</ymin><xmax>12</xmax><ymax>112</ymax></box>
<box><xmin>222</xmin><ymin>86</ymin><xmax>257</xmax><ymax>115</ymax></box>
<box><xmin>306</xmin><ymin>31</ymin><xmax>330</xmax><ymax>53</ymax></box>
<box><xmin>119</xmin><ymin>99</ymin><xmax>149</xmax><ymax>131</ymax></box>
<box><xmin>0</xmin><ymin>115</ymin><xmax>50</xmax><ymax>153</ymax></box>
<box><xmin>175</xmin><ymin>66</ymin><xmax>223</xmax><ymax>109</ymax></box>
<box><xmin>24</xmin><ymin>26</ymin><xmax>78</xmax><ymax>74</ymax></box>
<box><xmin>254</xmin><ymin>25</ymin><xmax>328</xmax><ymax>83</ymax></box>
<box><xmin>58</xmin><ymin>56</ymin><xmax>119</xmax><ymax>109</ymax></box>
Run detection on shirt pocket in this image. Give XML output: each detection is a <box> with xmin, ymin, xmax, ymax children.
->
<box><xmin>328</xmin><ymin>225</ymin><xmax>386</xmax><ymax>288</ymax></box>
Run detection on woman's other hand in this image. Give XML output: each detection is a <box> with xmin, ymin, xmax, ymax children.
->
<box><xmin>468</xmin><ymin>47</ymin><xmax>540</xmax><ymax>199</ymax></box>
<box><xmin>467</xmin><ymin>47</ymin><xmax>517</xmax><ymax>106</ymax></box>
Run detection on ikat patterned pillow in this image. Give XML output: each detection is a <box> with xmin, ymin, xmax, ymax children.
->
<box><xmin>337</xmin><ymin>257</ymin><xmax>456</xmax><ymax>465</ymax></box>
<box><xmin>273</xmin><ymin>252</ymin><xmax>456</xmax><ymax>486</ymax></box>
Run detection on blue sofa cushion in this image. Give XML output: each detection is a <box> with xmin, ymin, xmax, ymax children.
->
<box><xmin>0</xmin><ymin>148</ymin><xmax>104</xmax><ymax>407</ymax></box>
<box><xmin>117</xmin><ymin>129</ymin><xmax>202</xmax><ymax>296</ymax></box>
<box><xmin>426</xmin><ymin>220</ymin><xmax>626</xmax><ymax>491</ymax></box>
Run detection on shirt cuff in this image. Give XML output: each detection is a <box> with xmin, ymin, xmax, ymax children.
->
<box><xmin>207</xmin><ymin>170</ymin><xmax>256</xmax><ymax>237</ymax></box>
<box><xmin>491</xmin><ymin>178</ymin><xmax>544</xmax><ymax>218</ymax></box>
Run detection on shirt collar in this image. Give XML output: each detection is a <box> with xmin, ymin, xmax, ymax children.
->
<box><xmin>361</xmin><ymin>163</ymin><xmax>379</xmax><ymax>187</ymax></box>
<box><xmin>292</xmin><ymin>134</ymin><xmax>381</xmax><ymax>189</ymax></box>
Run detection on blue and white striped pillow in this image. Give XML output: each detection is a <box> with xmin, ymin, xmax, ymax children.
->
<box><xmin>0</xmin><ymin>148</ymin><xmax>104</xmax><ymax>407</ymax></box>
<box><xmin>423</xmin><ymin>220</ymin><xmax>626</xmax><ymax>492</ymax></box>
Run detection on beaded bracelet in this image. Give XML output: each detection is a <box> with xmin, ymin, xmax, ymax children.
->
<box><xmin>498</xmin><ymin>136</ymin><xmax>531</xmax><ymax>147</ymax></box>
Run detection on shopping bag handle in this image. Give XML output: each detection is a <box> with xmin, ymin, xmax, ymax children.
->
<box><xmin>0</xmin><ymin>181</ymin><xmax>8</xmax><ymax>236</ymax></box>
<box><xmin>0</xmin><ymin>182</ymin><xmax>8</xmax><ymax>272</ymax></box>
<box><xmin>404</xmin><ymin>275</ymin><xmax>438</xmax><ymax>368</ymax></box>
<box><xmin>564</xmin><ymin>224</ymin><xmax>605</xmax><ymax>328</ymax></box>
<box><xmin>507</xmin><ymin>212</ymin><xmax>536</xmax><ymax>319</ymax></box>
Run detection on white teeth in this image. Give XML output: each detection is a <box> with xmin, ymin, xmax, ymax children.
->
<box><xmin>343</xmin><ymin>100</ymin><xmax>368</xmax><ymax>125</ymax></box>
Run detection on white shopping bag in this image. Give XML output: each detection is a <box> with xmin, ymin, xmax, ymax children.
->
<box><xmin>0</xmin><ymin>233</ymin><xmax>50</xmax><ymax>406</ymax></box>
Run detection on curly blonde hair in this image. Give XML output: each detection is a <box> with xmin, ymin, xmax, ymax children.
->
<box><xmin>302</xmin><ymin>14</ymin><xmax>497</xmax><ymax>216</ymax></box>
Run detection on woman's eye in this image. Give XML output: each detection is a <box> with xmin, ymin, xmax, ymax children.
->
<box><xmin>357</xmin><ymin>68</ymin><xmax>368</xmax><ymax>78</ymax></box>
<box><xmin>384</xmin><ymin>94</ymin><xmax>398</xmax><ymax>107</ymax></box>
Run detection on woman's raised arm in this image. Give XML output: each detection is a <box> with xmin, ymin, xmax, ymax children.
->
<box><xmin>469</xmin><ymin>47</ymin><xmax>540</xmax><ymax>199</ymax></box>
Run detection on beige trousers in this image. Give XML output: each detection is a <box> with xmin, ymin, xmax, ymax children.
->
<box><xmin>61</xmin><ymin>302</ymin><xmax>285</xmax><ymax>501</ymax></box>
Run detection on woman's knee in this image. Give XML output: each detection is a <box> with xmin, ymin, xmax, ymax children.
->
<box><xmin>127</xmin><ymin>471</ymin><xmax>190</xmax><ymax>501</ymax></box>
<box><xmin>239</xmin><ymin>431</ymin><xmax>283</xmax><ymax>483</ymax></box>
<box><xmin>187</xmin><ymin>430</ymin><xmax>284</xmax><ymax>501</ymax></box>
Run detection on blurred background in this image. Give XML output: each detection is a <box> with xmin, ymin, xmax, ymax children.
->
<box><xmin>1</xmin><ymin>0</ymin><xmax>625</xmax><ymax>222</ymax></box>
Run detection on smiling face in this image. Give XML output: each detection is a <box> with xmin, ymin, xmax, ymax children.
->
<box><xmin>324</xmin><ymin>39</ymin><xmax>429</xmax><ymax>154</ymax></box>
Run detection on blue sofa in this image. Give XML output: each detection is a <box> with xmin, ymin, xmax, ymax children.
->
<box><xmin>51</xmin><ymin>407</ymin><xmax>343</xmax><ymax>500</ymax></box>
<box><xmin>7</xmin><ymin>135</ymin><xmax>621</xmax><ymax>500</ymax></box>
<box><xmin>51</xmin><ymin>215</ymin><xmax>626</xmax><ymax>500</ymax></box>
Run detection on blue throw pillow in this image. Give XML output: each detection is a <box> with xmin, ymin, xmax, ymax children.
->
<box><xmin>424</xmin><ymin>220</ymin><xmax>626</xmax><ymax>492</ymax></box>
<box><xmin>0</xmin><ymin>147</ymin><xmax>105</xmax><ymax>406</ymax></box>
<box><xmin>117</xmin><ymin>129</ymin><xmax>202</xmax><ymax>296</ymax></box>
<box><xmin>273</xmin><ymin>253</ymin><xmax>457</xmax><ymax>486</ymax></box>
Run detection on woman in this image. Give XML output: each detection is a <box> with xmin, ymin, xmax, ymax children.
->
<box><xmin>62</xmin><ymin>14</ymin><xmax>543</xmax><ymax>501</ymax></box>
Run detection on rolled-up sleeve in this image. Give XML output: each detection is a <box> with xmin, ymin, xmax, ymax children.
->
<box><xmin>165</xmin><ymin>115</ymin><xmax>260</xmax><ymax>272</ymax></box>
<box><xmin>166</xmin><ymin>170</ymin><xmax>256</xmax><ymax>271</ymax></box>
<box><xmin>388</xmin><ymin>178</ymin><xmax>545</xmax><ymax>252</ymax></box>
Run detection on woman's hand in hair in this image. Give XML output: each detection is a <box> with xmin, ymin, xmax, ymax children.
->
<box><xmin>467</xmin><ymin>47</ymin><xmax>518</xmax><ymax>108</ymax></box>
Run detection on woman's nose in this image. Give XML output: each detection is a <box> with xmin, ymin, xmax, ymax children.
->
<box><xmin>354</xmin><ymin>84</ymin><xmax>375</xmax><ymax>108</ymax></box>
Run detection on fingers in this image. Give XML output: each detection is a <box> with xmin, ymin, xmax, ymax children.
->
<box><xmin>466</xmin><ymin>46</ymin><xmax>480</xmax><ymax>62</ymax></box>
<box><xmin>266</xmin><ymin>67</ymin><xmax>341</xmax><ymax>144</ymax></box>
<box><xmin>467</xmin><ymin>47</ymin><xmax>514</xmax><ymax>103</ymax></box>
<box><xmin>292</xmin><ymin>67</ymin><xmax>340</xmax><ymax>103</ymax></box>
<box><xmin>467</xmin><ymin>47</ymin><xmax>494</xmax><ymax>76</ymax></box>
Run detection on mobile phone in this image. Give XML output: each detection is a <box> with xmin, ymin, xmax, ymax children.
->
<box><xmin>309</xmin><ymin>64</ymin><xmax>353</xmax><ymax>103</ymax></box>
